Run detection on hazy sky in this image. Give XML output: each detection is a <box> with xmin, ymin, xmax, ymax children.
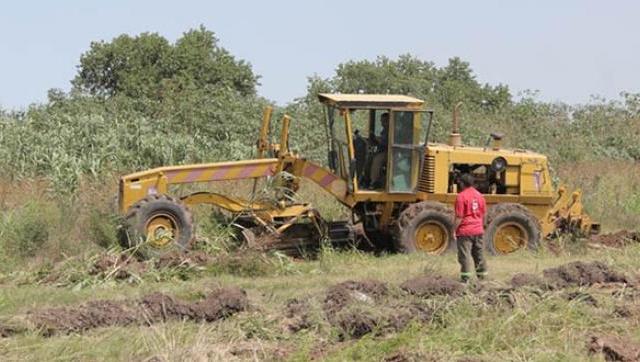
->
<box><xmin>1</xmin><ymin>0</ymin><xmax>639</xmax><ymax>109</ymax></box>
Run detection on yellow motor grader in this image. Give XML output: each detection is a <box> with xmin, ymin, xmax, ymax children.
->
<box><xmin>117</xmin><ymin>94</ymin><xmax>598</xmax><ymax>256</ymax></box>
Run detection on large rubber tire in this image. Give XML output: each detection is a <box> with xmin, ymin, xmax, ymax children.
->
<box><xmin>394</xmin><ymin>202</ymin><xmax>455</xmax><ymax>255</ymax></box>
<box><xmin>120</xmin><ymin>194</ymin><xmax>194</xmax><ymax>258</ymax></box>
<box><xmin>484</xmin><ymin>203</ymin><xmax>541</xmax><ymax>255</ymax></box>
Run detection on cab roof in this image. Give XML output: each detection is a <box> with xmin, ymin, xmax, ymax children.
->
<box><xmin>318</xmin><ymin>93</ymin><xmax>424</xmax><ymax>109</ymax></box>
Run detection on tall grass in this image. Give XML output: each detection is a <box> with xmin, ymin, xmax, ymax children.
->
<box><xmin>556</xmin><ymin>160</ymin><xmax>640</xmax><ymax>231</ymax></box>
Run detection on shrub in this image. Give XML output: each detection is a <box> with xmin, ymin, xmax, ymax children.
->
<box><xmin>87</xmin><ymin>209</ymin><xmax>121</xmax><ymax>249</ymax></box>
<box><xmin>0</xmin><ymin>201</ymin><xmax>53</xmax><ymax>258</ymax></box>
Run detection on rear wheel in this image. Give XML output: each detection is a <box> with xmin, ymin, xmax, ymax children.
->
<box><xmin>121</xmin><ymin>194</ymin><xmax>194</xmax><ymax>258</ymax></box>
<box><xmin>394</xmin><ymin>202</ymin><xmax>455</xmax><ymax>255</ymax></box>
<box><xmin>484</xmin><ymin>204</ymin><xmax>540</xmax><ymax>255</ymax></box>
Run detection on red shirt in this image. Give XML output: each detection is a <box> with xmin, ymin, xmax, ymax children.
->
<box><xmin>455</xmin><ymin>187</ymin><xmax>486</xmax><ymax>237</ymax></box>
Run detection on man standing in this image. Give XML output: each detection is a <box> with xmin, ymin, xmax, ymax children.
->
<box><xmin>454</xmin><ymin>173</ymin><xmax>487</xmax><ymax>282</ymax></box>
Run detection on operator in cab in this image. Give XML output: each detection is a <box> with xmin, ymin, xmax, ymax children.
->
<box><xmin>370</xmin><ymin>112</ymin><xmax>389</xmax><ymax>188</ymax></box>
<box><xmin>454</xmin><ymin>173</ymin><xmax>487</xmax><ymax>282</ymax></box>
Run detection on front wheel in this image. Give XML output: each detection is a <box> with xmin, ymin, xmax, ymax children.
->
<box><xmin>120</xmin><ymin>194</ymin><xmax>195</xmax><ymax>258</ymax></box>
<box><xmin>484</xmin><ymin>204</ymin><xmax>540</xmax><ymax>255</ymax></box>
<box><xmin>394</xmin><ymin>202</ymin><xmax>455</xmax><ymax>255</ymax></box>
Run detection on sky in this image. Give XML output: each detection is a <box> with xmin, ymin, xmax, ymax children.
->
<box><xmin>0</xmin><ymin>0</ymin><xmax>639</xmax><ymax>109</ymax></box>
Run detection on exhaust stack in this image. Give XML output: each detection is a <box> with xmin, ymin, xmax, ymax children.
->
<box><xmin>449</xmin><ymin>102</ymin><xmax>463</xmax><ymax>147</ymax></box>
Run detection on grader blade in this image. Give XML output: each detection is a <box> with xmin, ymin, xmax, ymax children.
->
<box><xmin>233</xmin><ymin>212</ymin><xmax>356</xmax><ymax>256</ymax></box>
<box><xmin>543</xmin><ymin>186</ymin><xmax>600</xmax><ymax>238</ymax></box>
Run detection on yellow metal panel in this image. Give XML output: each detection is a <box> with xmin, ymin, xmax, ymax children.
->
<box><xmin>428</xmin><ymin>143</ymin><xmax>548</xmax><ymax>161</ymax></box>
<box><xmin>318</xmin><ymin>93</ymin><xmax>424</xmax><ymax>105</ymax></box>
<box><xmin>433</xmin><ymin>150</ymin><xmax>450</xmax><ymax>194</ymax></box>
<box><xmin>344</xmin><ymin>111</ymin><xmax>357</xmax><ymax>192</ymax></box>
<box><xmin>353</xmin><ymin>191</ymin><xmax>420</xmax><ymax>203</ymax></box>
<box><xmin>257</xmin><ymin>106</ymin><xmax>273</xmax><ymax>158</ymax></box>
<box><xmin>119</xmin><ymin>159</ymin><xmax>281</xmax><ymax>213</ymax></box>
<box><xmin>278</xmin><ymin>115</ymin><xmax>291</xmax><ymax>157</ymax></box>
<box><xmin>520</xmin><ymin>161</ymin><xmax>546</xmax><ymax>195</ymax></box>
<box><xmin>380</xmin><ymin>202</ymin><xmax>394</xmax><ymax>229</ymax></box>
<box><xmin>505</xmin><ymin>166</ymin><xmax>519</xmax><ymax>186</ymax></box>
<box><xmin>293</xmin><ymin>159</ymin><xmax>353</xmax><ymax>207</ymax></box>
<box><xmin>119</xmin><ymin>173</ymin><xmax>169</xmax><ymax>213</ymax></box>
<box><xmin>181</xmin><ymin>192</ymin><xmax>311</xmax><ymax>220</ymax></box>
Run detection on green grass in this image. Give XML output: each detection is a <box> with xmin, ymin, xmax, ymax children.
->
<box><xmin>2</xmin><ymin>245</ymin><xmax>640</xmax><ymax>361</ymax></box>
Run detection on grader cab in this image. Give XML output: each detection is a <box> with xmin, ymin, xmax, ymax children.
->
<box><xmin>118</xmin><ymin>94</ymin><xmax>598</xmax><ymax>257</ymax></box>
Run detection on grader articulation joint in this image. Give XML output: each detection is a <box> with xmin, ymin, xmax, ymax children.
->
<box><xmin>117</xmin><ymin>93</ymin><xmax>598</xmax><ymax>257</ymax></box>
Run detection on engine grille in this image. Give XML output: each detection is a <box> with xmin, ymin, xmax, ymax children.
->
<box><xmin>418</xmin><ymin>154</ymin><xmax>435</xmax><ymax>193</ymax></box>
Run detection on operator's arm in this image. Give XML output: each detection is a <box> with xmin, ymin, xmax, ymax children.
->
<box><xmin>453</xmin><ymin>194</ymin><xmax>464</xmax><ymax>232</ymax></box>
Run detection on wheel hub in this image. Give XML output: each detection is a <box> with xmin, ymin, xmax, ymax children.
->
<box><xmin>145</xmin><ymin>214</ymin><xmax>178</xmax><ymax>249</ymax></box>
<box><xmin>415</xmin><ymin>221</ymin><xmax>448</xmax><ymax>254</ymax></box>
<box><xmin>494</xmin><ymin>222</ymin><xmax>527</xmax><ymax>254</ymax></box>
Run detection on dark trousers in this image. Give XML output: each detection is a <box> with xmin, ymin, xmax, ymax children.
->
<box><xmin>457</xmin><ymin>235</ymin><xmax>487</xmax><ymax>281</ymax></box>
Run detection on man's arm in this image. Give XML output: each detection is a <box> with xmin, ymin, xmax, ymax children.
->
<box><xmin>453</xmin><ymin>195</ymin><xmax>464</xmax><ymax>231</ymax></box>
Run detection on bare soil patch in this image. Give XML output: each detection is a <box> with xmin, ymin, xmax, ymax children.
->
<box><xmin>591</xmin><ymin>231</ymin><xmax>640</xmax><ymax>248</ymax></box>
<box><xmin>323</xmin><ymin>279</ymin><xmax>388</xmax><ymax>317</ymax></box>
<box><xmin>542</xmin><ymin>261</ymin><xmax>629</xmax><ymax>288</ymax></box>
<box><xmin>154</xmin><ymin>250</ymin><xmax>213</xmax><ymax>269</ymax></box>
<box><xmin>400</xmin><ymin>275</ymin><xmax>464</xmax><ymax>297</ymax></box>
<box><xmin>588</xmin><ymin>334</ymin><xmax>640</xmax><ymax>361</ymax></box>
<box><xmin>26</xmin><ymin>287</ymin><xmax>247</xmax><ymax>336</ymax></box>
<box><xmin>89</xmin><ymin>253</ymin><xmax>147</xmax><ymax>279</ymax></box>
<box><xmin>282</xmin><ymin>297</ymin><xmax>313</xmax><ymax>332</ymax></box>
<box><xmin>613</xmin><ymin>303</ymin><xmax>640</xmax><ymax>322</ymax></box>
<box><xmin>510</xmin><ymin>273</ymin><xmax>551</xmax><ymax>290</ymax></box>
<box><xmin>322</xmin><ymin>279</ymin><xmax>435</xmax><ymax>339</ymax></box>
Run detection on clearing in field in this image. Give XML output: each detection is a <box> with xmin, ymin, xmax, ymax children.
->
<box><xmin>2</xmin><ymin>231</ymin><xmax>640</xmax><ymax>361</ymax></box>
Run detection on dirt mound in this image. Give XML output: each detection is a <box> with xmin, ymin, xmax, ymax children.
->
<box><xmin>591</xmin><ymin>231</ymin><xmax>640</xmax><ymax>248</ymax></box>
<box><xmin>542</xmin><ymin>261</ymin><xmax>628</xmax><ymax>288</ymax></box>
<box><xmin>400</xmin><ymin>275</ymin><xmax>463</xmax><ymax>297</ymax></box>
<box><xmin>330</xmin><ymin>300</ymin><xmax>435</xmax><ymax>340</ymax></box>
<box><xmin>383</xmin><ymin>303</ymin><xmax>434</xmax><ymax>331</ymax></box>
<box><xmin>322</xmin><ymin>279</ymin><xmax>437</xmax><ymax>339</ymax></box>
<box><xmin>339</xmin><ymin>279</ymin><xmax>389</xmax><ymax>298</ymax></box>
<box><xmin>90</xmin><ymin>253</ymin><xmax>147</xmax><ymax>279</ymax></box>
<box><xmin>140</xmin><ymin>287</ymin><xmax>247</xmax><ymax>322</ymax></box>
<box><xmin>510</xmin><ymin>273</ymin><xmax>551</xmax><ymax>290</ymax></box>
<box><xmin>588</xmin><ymin>335</ymin><xmax>640</xmax><ymax>361</ymax></box>
<box><xmin>154</xmin><ymin>250</ymin><xmax>212</xmax><ymax>269</ymax></box>
<box><xmin>282</xmin><ymin>298</ymin><xmax>313</xmax><ymax>332</ymax></box>
<box><xmin>27</xmin><ymin>287</ymin><xmax>247</xmax><ymax>336</ymax></box>
<box><xmin>334</xmin><ymin>309</ymin><xmax>380</xmax><ymax>338</ymax></box>
<box><xmin>323</xmin><ymin>279</ymin><xmax>388</xmax><ymax>315</ymax></box>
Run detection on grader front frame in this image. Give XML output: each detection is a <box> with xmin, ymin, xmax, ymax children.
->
<box><xmin>118</xmin><ymin>93</ymin><xmax>598</xmax><ymax>257</ymax></box>
<box><xmin>118</xmin><ymin>104</ymin><xmax>355</xmax><ymax>255</ymax></box>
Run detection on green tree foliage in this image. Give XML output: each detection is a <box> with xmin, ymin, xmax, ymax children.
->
<box><xmin>72</xmin><ymin>26</ymin><xmax>258</xmax><ymax>103</ymax></box>
<box><xmin>330</xmin><ymin>55</ymin><xmax>510</xmax><ymax>109</ymax></box>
